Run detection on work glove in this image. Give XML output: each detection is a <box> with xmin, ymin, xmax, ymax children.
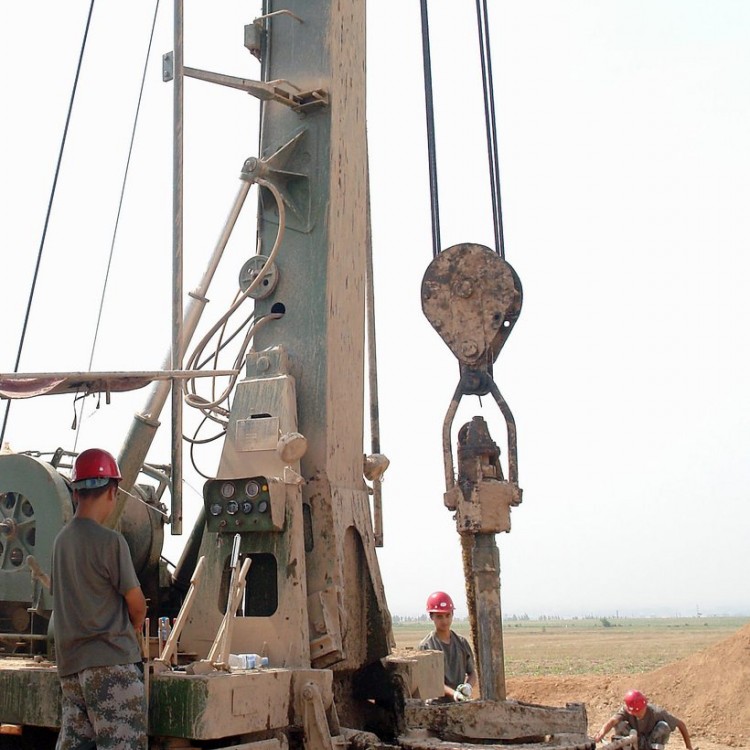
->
<box><xmin>453</xmin><ymin>683</ymin><xmax>472</xmax><ymax>701</ymax></box>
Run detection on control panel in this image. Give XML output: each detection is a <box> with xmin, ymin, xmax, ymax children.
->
<box><xmin>203</xmin><ymin>476</ymin><xmax>285</xmax><ymax>533</ymax></box>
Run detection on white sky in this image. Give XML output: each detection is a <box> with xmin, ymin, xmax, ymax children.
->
<box><xmin>1</xmin><ymin>2</ymin><xmax>749</xmax><ymax>619</ymax></box>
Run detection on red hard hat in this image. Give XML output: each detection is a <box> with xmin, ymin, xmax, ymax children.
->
<box><xmin>71</xmin><ymin>448</ymin><xmax>122</xmax><ymax>490</ymax></box>
<box><xmin>623</xmin><ymin>689</ymin><xmax>648</xmax><ymax>714</ymax></box>
<box><xmin>426</xmin><ymin>591</ymin><xmax>455</xmax><ymax>613</ymax></box>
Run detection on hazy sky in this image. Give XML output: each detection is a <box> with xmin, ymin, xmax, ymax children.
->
<box><xmin>1</xmin><ymin>2</ymin><xmax>749</xmax><ymax>619</ymax></box>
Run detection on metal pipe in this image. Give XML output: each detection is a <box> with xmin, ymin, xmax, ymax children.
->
<box><xmin>115</xmin><ymin>180</ymin><xmax>252</xmax><ymax>528</ymax></box>
<box><xmin>0</xmin><ymin>633</ymin><xmax>48</xmax><ymax>641</ymax></box>
<box><xmin>171</xmin><ymin>0</ymin><xmax>185</xmax><ymax>534</ymax></box>
<box><xmin>0</xmin><ymin>369</ymin><xmax>236</xmax><ymax>387</ymax></box>
<box><xmin>172</xmin><ymin>507</ymin><xmax>206</xmax><ymax>590</ymax></box>
<box><xmin>471</xmin><ymin>532</ymin><xmax>506</xmax><ymax>700</ymax></box>
<box><xmin>365</xmin><ymin>145</ymin><xmax>383</xmax><ymax>547</ymax></box>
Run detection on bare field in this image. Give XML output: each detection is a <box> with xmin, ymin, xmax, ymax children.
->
<box><xmin>393</xmin><ymin>617</ymin><xmax>748</xmax><ymax>676</ymax></box>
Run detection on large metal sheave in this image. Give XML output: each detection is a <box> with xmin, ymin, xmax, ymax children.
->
<box><xmin>421</xmin><ymin>243</ymin><xmax>522</xmax><ymax>368</ymax></box>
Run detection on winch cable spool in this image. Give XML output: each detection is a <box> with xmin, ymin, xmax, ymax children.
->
<box><xmin>0</xmin><ymin>1</ymin><xmax>97</xmax><ymax>449</ymax></box>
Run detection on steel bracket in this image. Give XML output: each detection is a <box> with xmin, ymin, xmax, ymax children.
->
<box><xmin>184</xmin><ymin>67</ymin><xmax>327</xmax><ymax>112</ymax></box>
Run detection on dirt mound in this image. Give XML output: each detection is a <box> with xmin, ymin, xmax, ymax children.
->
<box><xmin>506</xmin><ymin>623</ymin><xmax>750</xmax><ymax>748</ymax></box>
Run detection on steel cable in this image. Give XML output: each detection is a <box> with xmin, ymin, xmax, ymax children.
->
<box><xmin>86</xmin><ymin>0</ymin><xmax>162</xmax><ymax>372</ymax></box>
<box><xmin>419</xmin><ymin>0</ymin><xmax>442</xmax><ymax>258</ymax></box>
<box><xmin>418</xmin><ymin>0</ymin><xmax>506</xmax><ymax>260</ymax></box>
<box><xmin>475</xmin><ymin>0</ymin><xmax>505</xmax><ymax>258</ymax></box>
<box><xmin>0</xmin><ymin>0</ymin><xmax>96</xmax><ymax>447</ymax></box>
<box><xmin>74</xmin><ymin>0</ymin><xmax>163</xmax><ymax>449</ymax></box>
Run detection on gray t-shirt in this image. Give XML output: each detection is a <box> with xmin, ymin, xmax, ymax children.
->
<box><xmin>51</xmin><ymin>517</ymin><xmax>142</xmax><ymax>677</ymax></box>
<box><xmin>615</xmin><ymin>704</ymin><xmax>679</xmax><ymax>747</ymax></box>
<box><xmin>419</xmin><ymin>630</ymin><xmax>475</xmax><ymax>689</ymax></box>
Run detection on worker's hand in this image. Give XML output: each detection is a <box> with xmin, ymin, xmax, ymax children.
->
<box><xmin>456</xmin><ymin>683</ymin><xmax>472</xmax><ymax>700</ymax></box>
<box><xmin>452</xmin><ymin>688</ymin><xmax>467</xmax><ymax>702</ymax></box>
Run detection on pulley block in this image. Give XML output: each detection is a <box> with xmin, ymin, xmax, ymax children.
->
<box><xmin>421</xmin><ymin>243</ymin><xmax>522</xmax><ymax>367</ymax></box>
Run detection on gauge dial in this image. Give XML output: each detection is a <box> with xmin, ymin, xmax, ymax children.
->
<box><xmin>220</xmin><ymin>482</ymin><xmax>235</xmax><ymax>498</ymax></box>
<box><xmin>209</xmin><ymin>503</ymin><xmax>223</xmax><ymax>516</ymax></box>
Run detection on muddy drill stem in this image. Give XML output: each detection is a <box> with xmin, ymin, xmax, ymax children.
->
<box><xmin>455</xmin><ymin>417</ymin><xmax>512</xmax><ymax>700</ymax></box>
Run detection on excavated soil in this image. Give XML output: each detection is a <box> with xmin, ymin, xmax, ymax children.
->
<box><xmin>506</xmin><ymin>623</ymin><xmax>750</xmax><ymax>750</ymax></box>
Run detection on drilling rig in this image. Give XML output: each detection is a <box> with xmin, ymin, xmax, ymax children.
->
<box><xmin>0</xmin><ymin>3</ymin><xmax>627</xmax><ymax>749</ymax></box>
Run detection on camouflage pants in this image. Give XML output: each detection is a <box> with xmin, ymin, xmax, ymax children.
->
<box><xmin>614</xmin><ymin>720</ymin><xmax>672</xmax><ymax>750</ymax></box>
<box><xmin>56</xmin><ymin>664</ymin><xmax>147</xmax><ymax>750</ymax></box>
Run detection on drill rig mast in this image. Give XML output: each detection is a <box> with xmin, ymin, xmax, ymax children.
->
<box><xmin>0</xmin><ymin>3</ymin><xmax>613</xmax><ymax>749</ymax></box>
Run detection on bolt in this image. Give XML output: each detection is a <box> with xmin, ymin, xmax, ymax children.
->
<box><xmin>455</xmin><ymin>279</ymin><xmax>474</xmax><ymax>298</ymax></box>
<box><xmin>256</xmin><ymin>356</ymin><xmax>270</xmax><ymax>372</ymax></box>
<box><xmin>461</xmin><ymin>340</ymin><xmax>479</xmax><ymax>357</ymax></box>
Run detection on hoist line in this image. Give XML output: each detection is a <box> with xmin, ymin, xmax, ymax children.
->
<box><xmin>419</xmin><ymin>0</ymin><xmax>442</xmax><ymax>258</ymax></box>
<box><xmin>418</xmin><ymin>1</ymin><xmax>506</xmax><ymax>261</ymax></box>
<box><xmin>0</xmin><ymin>0</ymin><xmax>97</xmax><ymax>449</ymax></box>
<box><xmin>74</xmin><ymin>0</ymin><xmax>162</xmax><ymax>451</ymax></box>
<box><xmin>475</xmin><ymin>0</ymin><xmax>505</xmax><ymax>258</ymax></box>
<box><xmin>86</xmin><ymin>0</ymin><xmax>161</xmax><ymax>372</ymax></box>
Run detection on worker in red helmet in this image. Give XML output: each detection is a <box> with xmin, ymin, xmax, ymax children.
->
<box><xmin>51</xmin><ymin>448</ymin><xmax>147</xmax><ymax>750</ymax></box>
<box><xmin>419</xmin><ymin>591</ymin><xmax>477</xmax><ymax>702</ymax></box>
<box><xmin>593</xmin><ymin>689</ymin><xmax>694</xmax><ymax>750</ymax></box>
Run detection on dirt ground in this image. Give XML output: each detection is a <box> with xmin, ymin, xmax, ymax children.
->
<box><xmin>505</xmin><ymin>623</ymin><xmax>750</xmax><ymax>750</ymax></box>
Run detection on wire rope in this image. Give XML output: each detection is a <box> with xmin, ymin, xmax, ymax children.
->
<box><xmin>419</xmin><ymin>0</ymin><xmax>442</xmax><ymax>258</ymax></box>
<box><xmin>0</xmin><ymin>0</ymin><xmax>96</xmax><ymax>448</ymax></box>
<box><xmin>86</xmin><ymin>0</ymin><xmax>162</xmax><ymax>371</ymax></box>
<box><xmin>73</xmin><ymin>0</ymin><xmax>162</xmax><ymax>449</ymax></box>
<box><xmin>475</xmin><ymin>0</ymin><xmax>505</xmax><ymax>258</ymax></box>
<box><xmin>418</xmin><ymin>0</ymin><xmax>506</xmax><ymax>260</ymax></box>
